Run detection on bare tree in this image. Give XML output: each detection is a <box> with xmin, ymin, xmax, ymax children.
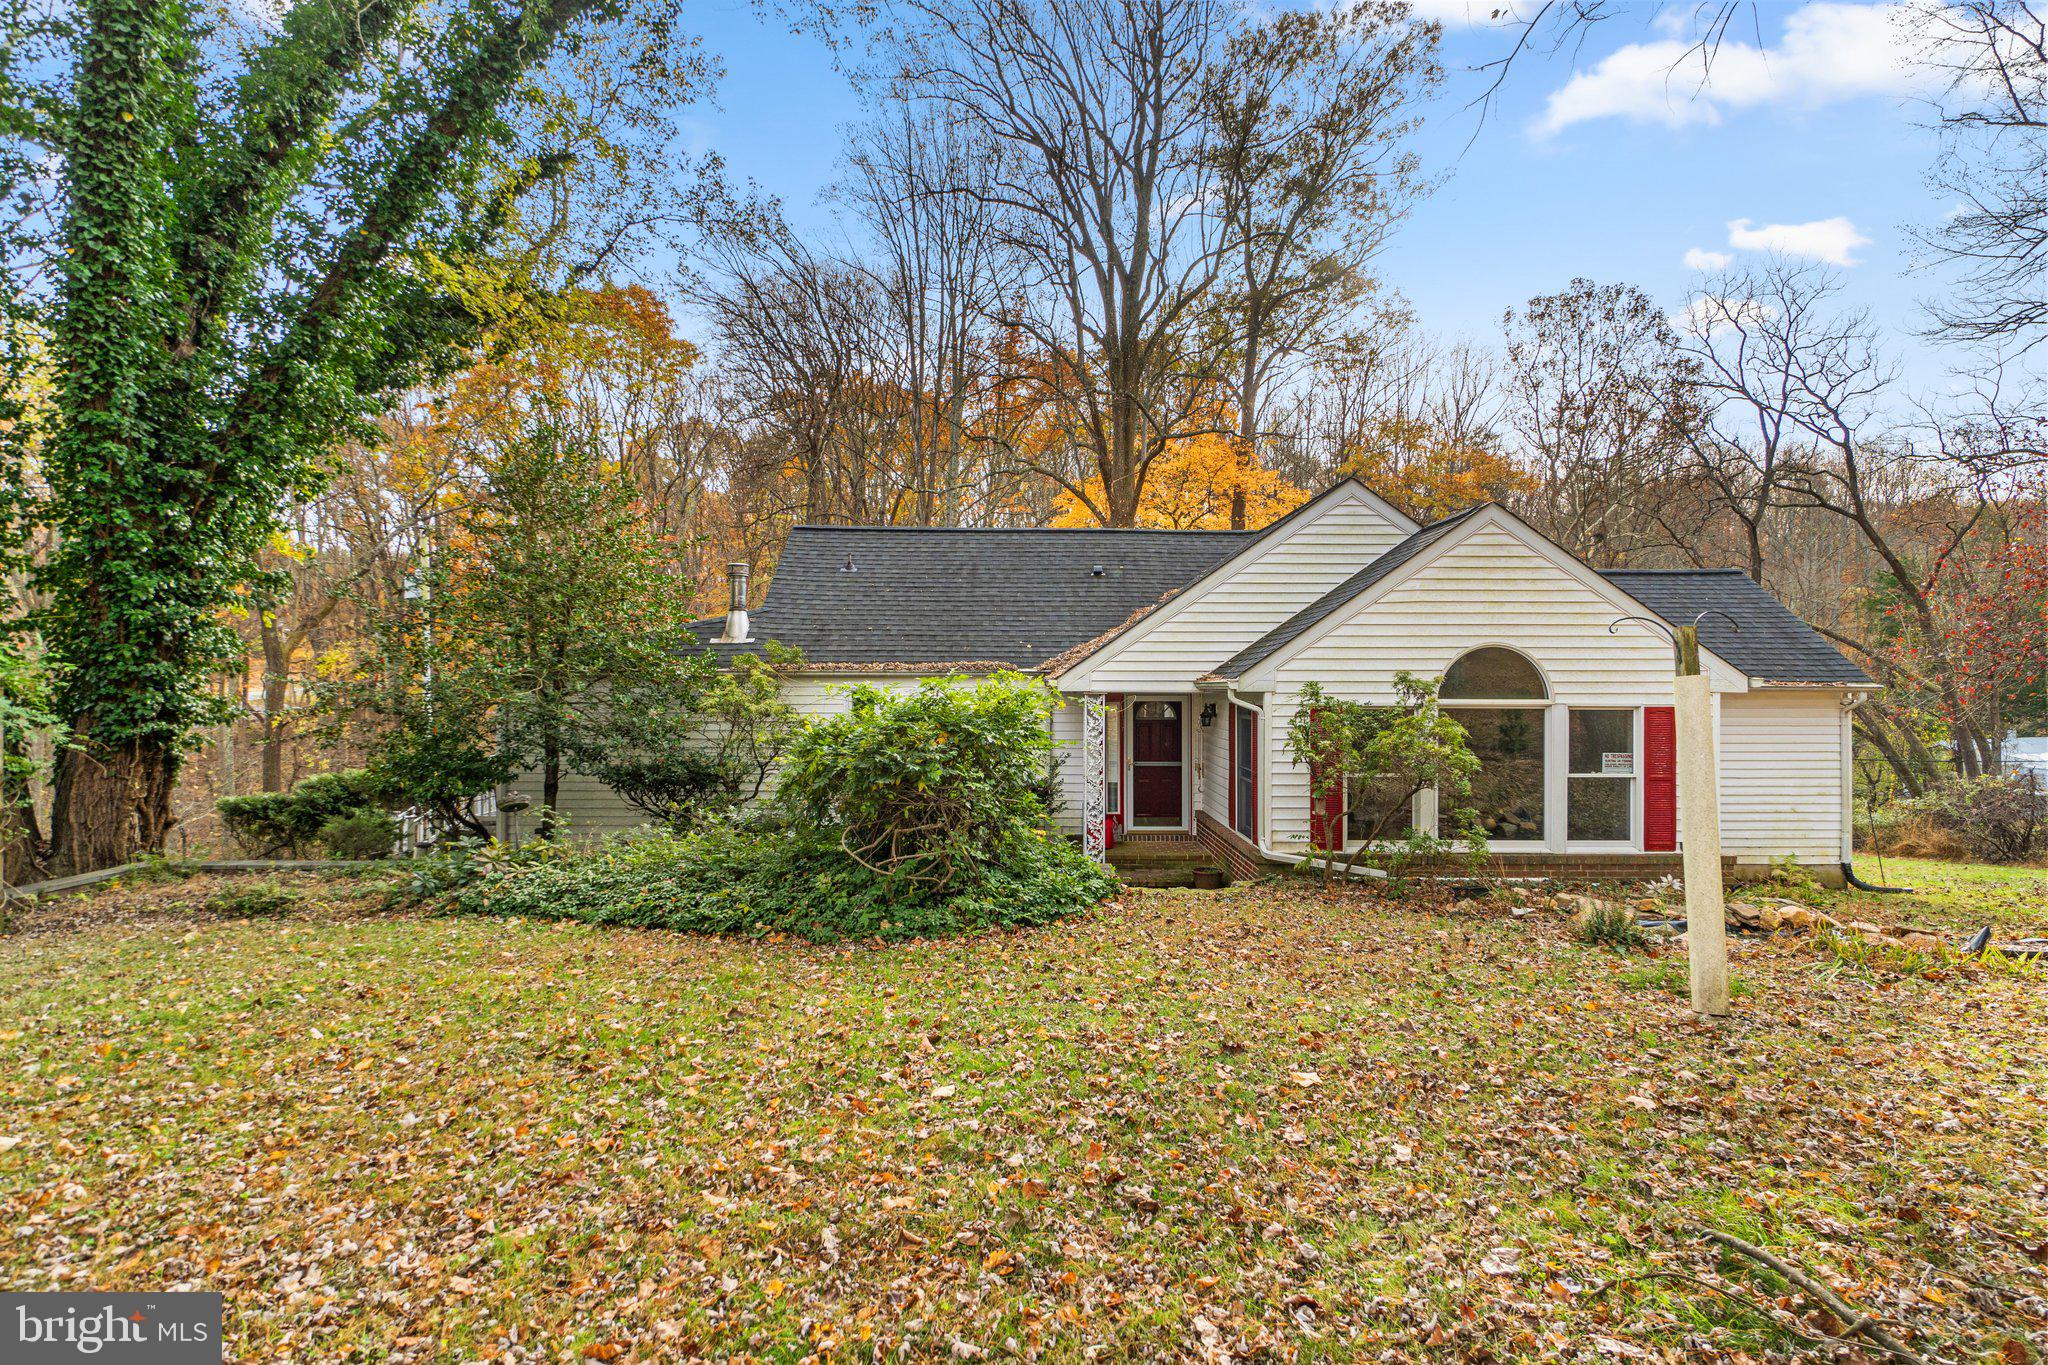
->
<box><xmin>1501</xmin><ymin>279</ymin><xmax>1698</xmax><ymax>567</ymax></box>
<box><xmin>881</xmin><ymin>0</ymin><xmax>1237</xmax><ymax>524</ymax></box>
<box><xmin>1203</xmin><ymin>0</ymin><xmax>1440</xmax><ymax>526</ymax></box>
<box><xmin>843</xmin><ymin>108</ymin><xmax>1014</xmax><ymax>524</ymax></box>
<box><xmin>1689</xmin><ymin>265</ymin><xmax>2005</xmax><ymax>778</ymax></box>
<box><xmin>1911</xmin><ymin>0</ymin><xmax>2048</xmax><ymax>352</ymax></box>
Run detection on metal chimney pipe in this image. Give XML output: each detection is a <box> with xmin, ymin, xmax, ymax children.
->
<box><xmin>718</xmin><ymin>562</ymin><xmax>752</xmax><ymax>643</ymax></box>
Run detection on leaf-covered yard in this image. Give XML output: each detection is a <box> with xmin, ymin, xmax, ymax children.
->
<box><xmin>2</xmin><ymin>870</ymin><xmax>2044</xmax><ymax>1362</ymax></box>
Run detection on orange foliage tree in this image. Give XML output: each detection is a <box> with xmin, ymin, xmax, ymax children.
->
<box><xmin>1052</xmin><ymin>433</ymin><xmax>1309</xmax><ymax>529</ymax></box>
<box><xmin>1337</xmin><ymin>416</ymin><xmax>1534</xmax><ymax>522</ymax></box>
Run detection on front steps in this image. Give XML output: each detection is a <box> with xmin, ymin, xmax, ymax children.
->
<box><xmin>1108</xmin><ymin>835</ymin><xmax>1228</xmax><ymax>888</ymax></box>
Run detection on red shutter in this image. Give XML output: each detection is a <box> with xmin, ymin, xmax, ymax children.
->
<box><xmin>1306</xmin><ymin>708</ymin><xmax>1344</xmax><ymax>850</ymax></box>
<box><xmin>1643</xmin><ymin>705</ymin><xmax>1676</xmax><ymax>852</ymax></box>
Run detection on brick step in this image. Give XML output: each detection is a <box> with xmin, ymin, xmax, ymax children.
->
<box><xmin>1107</xmin><ymin>847</ymin><xmax>1214</xmax><ymax>868</ymax></box>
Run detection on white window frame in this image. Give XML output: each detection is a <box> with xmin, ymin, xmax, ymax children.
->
<box><xmin>1563</xmin><ymin>705</ymin><xmax>1642</xmax><ymax>852</ymax></box>
<box><xmin>1438</xmin><ymin>699</ymin><xmax>1553</xmax><ymax>852</ymax></box>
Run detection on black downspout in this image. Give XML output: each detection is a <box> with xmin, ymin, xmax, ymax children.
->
<box><xmin>1841</xmin><ymin>861</ymin><xmax>1912</xmax><ymax>894</ymax></box>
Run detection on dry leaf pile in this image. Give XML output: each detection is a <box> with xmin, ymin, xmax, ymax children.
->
<box><xmin>1</xmin><ymin>869</ymin><xmax>2043</xmax><ymax>1361</ymax></box>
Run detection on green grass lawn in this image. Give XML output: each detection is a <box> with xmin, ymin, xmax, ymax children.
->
<box><xmin>1828</xmin><ymin>855</ymin><xmax>2048</xmax><ymax>935</ymax></box>
<box><xmin>2</xmin><ymin>867</ymin><xmax>2044</xmax><ymax>1362</ymax></box>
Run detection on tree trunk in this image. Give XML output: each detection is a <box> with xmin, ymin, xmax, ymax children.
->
<box><xmin>539</xmin><ymin>730</ymin><xmax>561</xmax><ymax>839</ymax></box>
<box><xmin>49</xmin><ymin>730</ymin><xmax>179</xmax><ymax>874</ymax></box>
<box><xmin>261</xmin><ymin>618</ymin><xmax>291</xmax><ymax>791</ymax></box>
<box><xmin>1233</xmin><ymin>327</ymin><xmax>1263</xmax><ymax>532</ymax></box>
<box><xmin>1854</xmin><ymin>713</ymin><xmax>1926</xmax><ymax>800</ymax></box>
<box><xmin>1106</xmin><ymin>390</ymin><xmax>1142</xmax><ymax>526</ymax></box>
<box><xmin>1</xmin><ymin>790</ymin><xmax>42</xmax><ymax>886</ymax></box>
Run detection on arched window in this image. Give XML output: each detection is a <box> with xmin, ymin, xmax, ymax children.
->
<box><xmin>1439</xmin><ymin>648</ymin><xmax>1548</xmax><ymax>843</ymax></box>
<box><xmin>1441</xmin><ymin>647</ymin><xmax>1548</xmax><ymax>701</ymax></box>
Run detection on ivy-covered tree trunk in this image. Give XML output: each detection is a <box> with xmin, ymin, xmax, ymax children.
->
<box><xmin>43</xmin><ymin>0</ymin><xmax>185</xmax><ymax>874</ymax></box>
<box><xmin>29</xmin><ymin>0</ymin><xmax>616</xmax><ymax>872</ymax></box>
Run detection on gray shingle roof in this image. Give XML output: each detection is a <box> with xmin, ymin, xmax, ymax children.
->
<box><xmin>1204</xmin><ymin>509</ymin><xmax>1484</xmax><ymax>681</ymax></box>
<box><xmin>689</xmin><ymin>525</ymin><xmax>1252</xmax><ymax>669</ymax></box>
<box><xmin>685</xmin><ymin>508</ymin><xmax>1870</xmax><ymax>688</ymax></box>
<box><xmin>1600</xmin><ymin>569</ymin><xmax>1873</xmax><ymax>685</ymax></box>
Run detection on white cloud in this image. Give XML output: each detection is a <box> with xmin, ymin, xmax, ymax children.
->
<box><xmin>1726</xmin><ymin>215</ymin><xmax>1870</xmax><ymax>266</ymax></box>
<box><xmin>1535</xmin><ymin>2</ymin><xmax>1928</xmax><ymax>136</ymax></box>
<box><xmin>1673</xmin><ymin>294</ymin><xmax>1780</xmax><ymax>338</ymax></box>
<box><xmin>1402</xmin><ymin>0</ymin><xmax>1537</xmax><ymax>28</ymax></box>
<box><xmin>1683</xmin><ymin>248</ymin><xmax>1734</xmax><ymax>271</ymax></box>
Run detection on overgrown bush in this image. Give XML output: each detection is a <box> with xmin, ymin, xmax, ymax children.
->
<box><xmin>410</xmin><ymin>674</ymin><xmax>1116</xmax><ymax>942</ymax></box>
<box><xmin>1903</xmin><ymin>775</ymin><xmax>2044</xmax><ymax>863</ymax></box>
<box><xmin>218</xmin><ymin>770</ymin><xmax>388</xmax><ymax>857</ymax></box>
<box><xmin>1285</xmin><ymin>674</ymin><xmax>1488</xmax><ymax>883</ymax></box>
<box><xmin>573</xmin><ymin>647</ymin><xmax>805</xmax><ymax>829</ymax></box>
<box><xmin>1576</xmin><ymin>902</ymin><xmax>1646</xmax><ymax>952</ymax></box>
<box><xmin>418</xmin><ymin>822</ymin><xmax>1109</xmax><ymax>941</ymax></box>
<box><xmin>775</xmin><ymin>674</ymin><xmax>1063</xmax><ymax>892</ymax></box>
<box><xmin>318</xmin><ymin>810</ymin><xmax>399</xmax><ymax>859</ymax></box>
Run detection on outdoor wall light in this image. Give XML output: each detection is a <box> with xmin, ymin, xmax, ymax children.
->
<box><xmin>1199</xmin><ymin>702</ymin><xmax>1217</xmax><ymax>727</ymax></box>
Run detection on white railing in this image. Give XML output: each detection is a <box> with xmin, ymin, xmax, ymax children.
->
<box><xmin>391</xmin><ymin>789</ymin><xmax>499</xmax><ymax>857</ymax></box>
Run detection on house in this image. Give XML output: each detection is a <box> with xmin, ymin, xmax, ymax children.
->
<box><xmin>515</xmin><ymin>479</ymin><xmax>1877</xmax><ymax>883</ymax></box>
<box><xmin>2002</xmin><ymin>734</ymin><xmax>2048</xmax><ymax>784</ymax></box>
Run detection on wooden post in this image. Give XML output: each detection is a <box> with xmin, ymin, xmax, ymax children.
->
<box><xmin>1673</xmin><ymin>625</ymin><xmax>1730</xmax><ymax>1016</ymax></box>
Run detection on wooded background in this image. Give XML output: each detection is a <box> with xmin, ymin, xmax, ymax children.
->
<box><xmin>3</xmin><ymin>0</ymin><xmax>2043</xmax><ymax>872</ymax></box>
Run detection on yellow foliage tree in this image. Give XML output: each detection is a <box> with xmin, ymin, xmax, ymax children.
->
<box><xmin>1053</xmin><ymin>434</ymin><xmax>1310</xmax><ymax>530</ymax></box>
<box><xmin>1337</xmin><ymin>417</ymin><xmax>1535</xmax><ymax>523</ymax></box>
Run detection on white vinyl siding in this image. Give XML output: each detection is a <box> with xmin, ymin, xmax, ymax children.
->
<box><xmin>1260</xmin><ymin>525</ymin><xmax>1689</xmax><ymax>856</ymax></box>
<box><xmin>503</xmin><ymin>768</ymin><xmax>651</xmax><ymax>839</ymax></box>
<box><xmin>509</xmin><ymin>673</ymin><xmax>934</xmax><ymax>841</ymax></box>
<box><xmin>1718</xmin><ymin>691</ymin><xmax>1849</xmax><ymax>865</ymax></box>
<box><xmin>1065</xmin><ymin>493</ymin><xmax>1409</xmax><ymax>690</ymax></box>
<box><xmin>1198</xmin><ymin>693</ymin><xmax>1230</xmax><ymax>826</ymax></box>
<box><xmin>1047</xmin><ymin>696</ymin><xmax>1098</xmax><ymax>835</ymax></box>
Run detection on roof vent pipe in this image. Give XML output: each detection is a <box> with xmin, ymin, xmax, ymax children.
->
<box><xmin>717</xmin><ymin>562</ymin><xmax>751</xmax><ymax>643</ymax></box>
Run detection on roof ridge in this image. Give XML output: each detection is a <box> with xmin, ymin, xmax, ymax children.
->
<box><xmin>787</xmin><ymin>523</ymin><xmax>1255</xmax><ymax>535</ymax></box>
<box><xmin>1601</xmin><ymin>567</ymin><xmax>1749</xmax><ymax>576</ymax></box>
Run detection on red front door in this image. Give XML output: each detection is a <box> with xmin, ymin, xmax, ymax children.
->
<box><xmin>1130</xmin><ymin>700</ymin><xmax>1184</xmax><ymax>825</ymax></box>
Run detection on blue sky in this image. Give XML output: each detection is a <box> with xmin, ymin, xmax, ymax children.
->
<box><xmin>674</xmin><ymin>0</ymin><xmax>1960</xmax><ymax>388</ymax></box>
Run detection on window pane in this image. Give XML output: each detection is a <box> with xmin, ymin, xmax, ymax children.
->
<box><xmin>1569</xmin><ymin>776</ymin><xmax>1631</xmax><ymax>841</ymax></box>
<box><xmin>1441</xmin><ymin>648</ymin><xmax>1547</xmax><ymax>700</ymax></box>
<box><xmin>1345</xmin><ymin>775</ymin><xmax>1413</xmax><ymax>842</ymax></box>
<box><xmin>1454</xmin><ymin>707</ymin><xmax>1546</xmax><ymax>840</ymax></box>
<box><xmin>1569</xmin><ymin>709</ymin><xmax>1634</xmax><ymax>774</ymax></box>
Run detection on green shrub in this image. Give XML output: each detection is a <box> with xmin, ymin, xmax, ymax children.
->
<box><xmin>318</xmin><ymin>810</ymin><xmax>399</xmax><ymax>859</ymax></box>
<box><xmin>775</xmin><ymin>673</ymin><xmax>1059</xmax><ymax>892</ymax></box>
<box><xmin>409</xmin><ymin>674</ymin><xmax>1116</xmax><ymax>942</ymax></box>
<box><xmin>1577</xmin><ymin>903</ymin><xmax>1646</xmax><ymax>952</ymax></box>
<box><xmin>218</xmin><ymin>770</ymin><xmax>388</xmax><ymax>857</ymax></box>
<box><xmin>202</xmin><ymin>880</ymin><xmax>302</xmax><ymax>918</ymax></box>
<box><xmin>419</xmin><ymin>824</ymin><xmax>1113</xmax><ymax>943</ymax></box>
